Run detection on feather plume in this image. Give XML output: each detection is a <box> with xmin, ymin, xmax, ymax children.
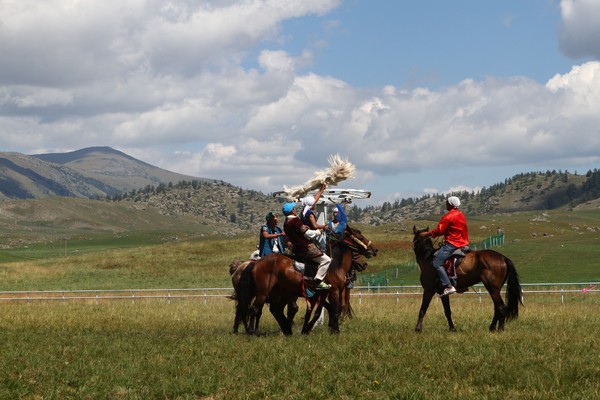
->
<box><xmin>283</xmin><ymin>154</ymin><xmax>355</xmax><ymax>199</ymax></box>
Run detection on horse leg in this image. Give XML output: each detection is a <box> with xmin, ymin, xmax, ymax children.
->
<box><xmin>232</xmin><ymin>306</ymin><xmax>244</xmax><ymax>334</ymax></box>
<box><xmin>304</xmin><ymin>298</ymin><xmax>330</xmax><ymax>334</ymax></box>
<box><xmin>415</xmin><ymin>290</ymin><xmax>435</xmax><ymax>332</ymax></box>
<box><xmin>340</xmin><ymin>286</ymin><xmax>354</xmax><ymax>319</ymax></box>
<box><xmin>488</xmin><ymin>289</ymin><xmax>507</xmax><ymax>332</ymax></box>
<box><xmin>286</xmin><ymin>299</ymin><xmax>299</xmax><ymax>327</ymax></box>
<box><xmin>327</xmin><ymin>290</ymin><xmax>341</xmax><ymax>334</ymax></box>
<box><xmin>233</xmin><ymin>297</ymin><xmax>253</xmax><ymax>334</ymax></box>
<box><xmin>440</xmin><ymin>296</ymin><xmax>456</xmax><ymax>332</ymax></box>
<box><xmin>248</xmin><ymin>296</ymin><xmax>266</xmax><ymax>335</ymax></box>
<box><xmin>270</xmin><ymin>300</ymin><xmax>293</xmax><ymax>335</ymax></box>
<box><xmin>301</xmin><ymin>301</ymin><xmax>315</xmax><ymax>334</ymax></box>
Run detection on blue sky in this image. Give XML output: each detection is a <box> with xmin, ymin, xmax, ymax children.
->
<box><xmin>1</xmin><ymin>0</ymin><xmax>600</xmax><ymax>206</ymax></box>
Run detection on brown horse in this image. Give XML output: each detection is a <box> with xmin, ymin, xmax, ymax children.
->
<box><xmin>235</xmin><ymin>225</ymin><xmax>377</xmax><ymax>335</ymax></box>
<box><xmin>412</xmin><ymin>226</ymin><xmax>522</xmax><ymax>332</ymax></box>
<box><xmin>328</xmin><ymin>239</ymin><xmax>368</xmax><ymax>319</ymax></box>
<box><xmin>229</xmin><ymin>259</ymin><xmax>298</xmax><ymax>334</ymax></box>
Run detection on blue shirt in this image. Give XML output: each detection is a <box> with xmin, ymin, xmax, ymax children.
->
<box><xmin>258</xmin><ymin>225</ymin><xmax>286</xmax><ymax>257</ymax></box>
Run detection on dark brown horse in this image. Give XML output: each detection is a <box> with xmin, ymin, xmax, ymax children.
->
<box><xmin>412</xmin><ymin>226</ymin><xmax>522</xmax><ymax>332</ymax></box>
<box><xmin>235</xmin><ymin>225</ymin><xmax>377</xmax><ymax>335</ymax></box>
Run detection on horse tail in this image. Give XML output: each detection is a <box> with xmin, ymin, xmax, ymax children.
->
<box><xmin>235</xmin><ymin>261</ymin><xmax>256</xmax><ymax>321</ymax></box>
<box><xmin>504</xmin><ymin>256</ymin><xmax>523</xmax><ymax>321</ymax></box>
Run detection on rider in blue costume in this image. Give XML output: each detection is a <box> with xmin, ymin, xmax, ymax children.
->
<box><xmin>258</xmin><ymin>211</ymin><xmax>286</xmax><ymax>257</ymax></box>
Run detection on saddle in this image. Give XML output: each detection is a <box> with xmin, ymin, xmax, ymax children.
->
<box><xmin>442</xmin><ymin>246</ymin><xmax>471</xmax><ymax>284</ymax></box>
<box><xmin>289</xmin><ymin>255</ymin><xmax>320</xmax><ymax>297</ymax></box>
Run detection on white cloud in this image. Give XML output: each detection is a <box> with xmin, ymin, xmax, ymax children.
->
<box><xmin>0</xmin><ymin>0</ymin><xmax>340</xmax><ymax>85</ymax></box>
<box><xmin>559</xmin><ymin>0</ymin><xmax>600</xmax><ymax>59</ymax></box>
<box><xmin>1</xmin><ymin>1</ymin><xmax>600</xmax><ymax>205</ymax></box>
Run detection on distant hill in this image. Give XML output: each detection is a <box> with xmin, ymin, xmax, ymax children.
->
<box><xmin>106</xmin><ymin>168</ymin><xmax>600</xmax><ymax>231</ymax></box>
<box><xmin>0</xmin><ymin>147</ymin><xmax>208</xmax><ymax>200</ymax></box>
<box><xmin>355</xmin><ymin>169</ymin><xmax>600</xmax><ymax>225</ymax></box>
<box><xmin>1</xmin><ymin>146</ymin><xmax>600</xmax><ymax>236</ymax></box>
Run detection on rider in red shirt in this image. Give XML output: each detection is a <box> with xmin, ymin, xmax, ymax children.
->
<box><xmin>419</xmin><ymin>196</ymin><xmax>469</xmax><ymax>296</ymax></box>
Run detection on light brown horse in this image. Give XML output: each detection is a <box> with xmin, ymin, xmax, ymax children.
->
<box><xmin>412</xmin><ymin>226</ymin><xmax>522</xmax><ymax>332</ymax></box>
<box><xmin>235</xmin><ymin>225</ymin><xmax>377</xmax><ymax>335</ymax></box>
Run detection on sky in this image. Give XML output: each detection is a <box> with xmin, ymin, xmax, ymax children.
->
<box><xmin>1</xmin><ymin>0</ymin><xmax>600</xmax><ymax>206</ymax></box>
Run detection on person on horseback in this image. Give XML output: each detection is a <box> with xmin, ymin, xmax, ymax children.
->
<box><xmin>419</xmin><ymin>196</ymin><xmax>469</xmax><ymax>297</ymax></box>
<box><xmin>282</xmin><ymin>201</ymin><xmax>331</xmax><ymax>291</ymax></box>
<box><xmin>328</xmin><ymin>208</ymin><xmax>341</xmax><ymax>235</ymax></box>
<box><xmin>300</xmin><ymin>183</ymin><xmax>328</xmax><ymax>251</ymax></box>
<box><xmin>258</xmin><ymin>211</ymin><xmax>286</xmax><ymax>257</ymax></box>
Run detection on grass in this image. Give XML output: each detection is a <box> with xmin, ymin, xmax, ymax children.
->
<box><xmin>0</xmin><ymin>208</ymin><xmax>599</xmax><ymax>398</ymax></box>
<box><xmin>0</xmin><ymin>235</ymin><xmax>257</xmax><ymax>291</ymax></box>
<box><xmin>2</xmin><ymin>209</ymin><xmax>600</xmax><ymax>292</ymax></box>
<box><xmin>0</xmin><ymin>296</ymin><xmax>599</xmax><ymax>399</ymax></box>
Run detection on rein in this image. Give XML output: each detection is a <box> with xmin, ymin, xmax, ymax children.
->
<box><xmin>325</xmin><ymin>231</ymin><xmax>372</xmax><ymax>255</ymax></box>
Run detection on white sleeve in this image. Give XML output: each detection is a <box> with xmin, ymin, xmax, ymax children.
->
<box><xmin>303</xmin><ymin>228</ymin><xmax>321</xmax><ymax>240</ymax></box>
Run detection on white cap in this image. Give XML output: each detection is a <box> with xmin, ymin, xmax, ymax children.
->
<box><xmin>447</xmin><ymin>196</ymin><xmax>460</xmax><ymax>208</ymax></box>
<box><xmin>301</xmin><ymin>196</ymin><xmax>315</xmax><ymax>207</ymax></box>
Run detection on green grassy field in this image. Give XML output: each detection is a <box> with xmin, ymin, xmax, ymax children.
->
<box><xmin>1</xmin><ymin>297</ymin><xmax>599</xmax><ymax>399</ymax></box>
<box><xmin>0</xmin><ymin>208</ymin><xmax>599</xmax><ymax>398</ymax></box>
<box><xmin>2</xmin><ymin>208</ymin><xmax>600</xmax><ymax>289</ymax></box>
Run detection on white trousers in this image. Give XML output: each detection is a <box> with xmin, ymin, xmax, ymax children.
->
<box><xmin>313</xmin><ymin>253</ymin><xmax>331</xmax><ymax>281</ymax></box>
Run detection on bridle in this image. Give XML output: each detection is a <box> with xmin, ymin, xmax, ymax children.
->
<box><xmin>328</xmin><ymin>228</ymin><xmax>373</xmax><ymax>256</ymax></box>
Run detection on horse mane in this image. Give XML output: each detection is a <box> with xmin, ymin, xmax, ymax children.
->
<box><xmin>413</xmin><ymin>228</ymin><xmax>436</xmax><ymax>261</ymax></box>
<box><xmin>327</xmin><ymin>224</ymin><xmax>372</xmax><ymax>273</ymax></box>
<box><xmin>327</xmin><ymin>237</ymin><xmax>349</xmax><ymax>273</ymax></box>
<box><xmin>229</xmin><ymin>259</ymin><xmax>244</xmax><ymax>276</ymax></box>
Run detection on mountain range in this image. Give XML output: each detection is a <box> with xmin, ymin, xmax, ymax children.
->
<box><xmin>1</xmin><ymin>146</ymin><xmax>600</xmax><ymax>236</ymax></box>
<box><xmin>0</xmin><ymin>146</ymin><xmax>205</xmax><ymax>200</ymax></box>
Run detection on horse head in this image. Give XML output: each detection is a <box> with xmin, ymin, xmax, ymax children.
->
<box><xmin>412</xmin><ymin>225</ymin><xmax>435</xmax><ymax>260</ymax></box>
<box><xmin>343</xmin><ymin>225</ymin><xmax>378</xmax><ymax>258</ymax></box>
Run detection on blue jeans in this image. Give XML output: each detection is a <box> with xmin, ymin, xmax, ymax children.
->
<box><xmin>432</xmin><ymin>243</ymin><xmax>457</xmax><ymax>288</ymax></box>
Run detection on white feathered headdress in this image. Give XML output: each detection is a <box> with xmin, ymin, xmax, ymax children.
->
<box><xmin>283</xmin><ymin>154</ymin><xmax>355</xmax><ymax>199</ymax></box>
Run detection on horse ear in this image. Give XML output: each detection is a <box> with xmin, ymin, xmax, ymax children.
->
<box><xmin>426</xmin><ymin>226</ymin><xmax>429</xmax><ymax>231</ymax></box>
<box><xmin>412</xmin><ymin>225</ymin><xmax>418</xmax><ymax>234</ymax></box>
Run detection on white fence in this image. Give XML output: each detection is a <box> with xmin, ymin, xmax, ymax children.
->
<box><xmin>0</xmin><ymin>282</ymin><xmax>597</xmax><ymax>304</ymax></box>
<box><xmin>352</xmin><ymin>282</ymin><xmax>599</xmax><ymax>304</ymax></box>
